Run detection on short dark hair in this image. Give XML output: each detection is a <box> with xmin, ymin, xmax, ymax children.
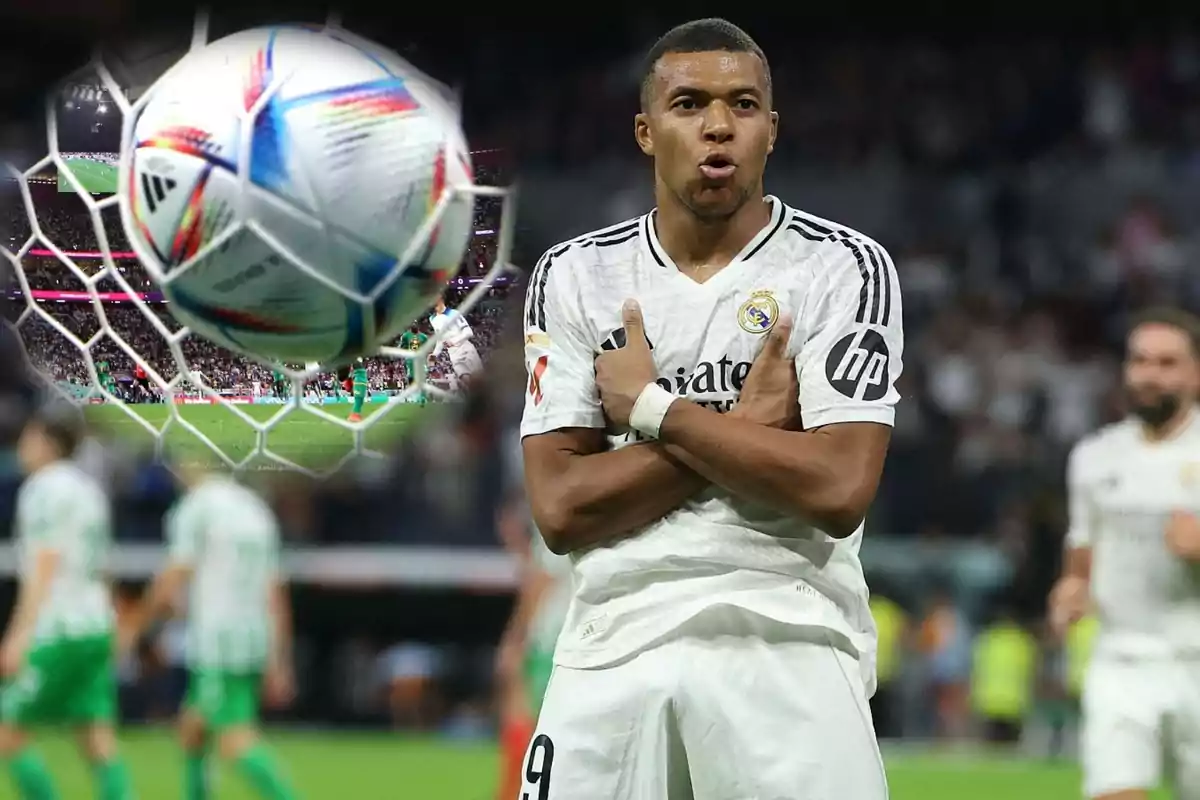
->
<box><xmin>640</xmin><ymin>18</ymin><xmax>771</xmax><ymax>111</ymax></box>
<box><xmin>28</xmin><ymin>396</ymin><xmax>86</xmax><ymax>459</ymax></box>
<box><xmin>1129</xmin><ymin>306</ymin><xmax>1200</xmax><ymax>359</ymax></box>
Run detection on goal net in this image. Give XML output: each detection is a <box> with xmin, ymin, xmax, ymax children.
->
<box><xmin>0</xmin><ymin>11</ymin><xmax>518</xmax><ymax>477</ymax></box>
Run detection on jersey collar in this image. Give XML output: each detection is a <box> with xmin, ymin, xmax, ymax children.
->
<box><xmin>640</xmin><ymin>195</ymin><xmax>787</xmax><ymax>272</ymax></box>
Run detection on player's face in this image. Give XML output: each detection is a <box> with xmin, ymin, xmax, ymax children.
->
<box><xmin>635</xmin><ymin>51</ymin><xmax>777</xmax><ymax>221</ymax></box>
<box><xmin>435</xmin><ymin>298</ymin><xmax>446</xmax><ymax>313</ymax></box>
<box><xmin>15</xmin><ymin>422</ymin><xmax>53</xmax><ymax>474</ymax></box>
<box><xmin>1124</xmin><ymin>323</ymin><xmax>1200</xmax><ymax>427</ymax></box>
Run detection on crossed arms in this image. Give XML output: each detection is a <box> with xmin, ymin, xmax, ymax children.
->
<box><xmin>524</xmin><ymin>418</ymin><xmax>890</xmax><ymax>554</ymax></box>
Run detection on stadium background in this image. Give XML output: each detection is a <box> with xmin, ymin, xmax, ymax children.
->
<box><xmin>0</xmin><ymin>3</ymin><xmax>1195</xmax><ymax>798</ymax></box>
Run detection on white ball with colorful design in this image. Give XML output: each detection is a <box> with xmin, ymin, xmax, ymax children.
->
<box><xmin>118</xmin><ymin>24</ymin><xmax>476</xmax><ymax>365</ymax></box>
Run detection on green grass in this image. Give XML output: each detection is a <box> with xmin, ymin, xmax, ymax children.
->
<box><xmin>0</xmin><ymin>731</ymin><xmax>1171</xmax><ymax>799</ymax></box>
<box><xmin>57</xmin><ymin>157</ymin><xmax>118</xmax><ymax>195</ymax></box>
<box><xmin>82</xmin><ymin>401</ymin><xmax>432</xmax><ymax>473</ymax></box>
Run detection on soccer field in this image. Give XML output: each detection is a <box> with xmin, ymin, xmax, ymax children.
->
<box><xmin>57</xmin><ymin>157</ymin><xmax>118</xmax><ymax>195</ymax></box>
<box><xmin>82</xmin><ymin>401</ymin><xmax>430</xmax><ymax>472</ymax></box>
<box><xmin>0</xmin><ymin>731</ymin><xmax>1165</xmax><ymax>800</ymax></box>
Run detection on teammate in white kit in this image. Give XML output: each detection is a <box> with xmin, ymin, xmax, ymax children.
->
<box><xmin>1050</xmin><ymin>308</ymin><xmax>1200</xmax><ymax>800</ymax></box>
<box><xmin>519</xmin><ymin>18</ymin><xmax>902</xmax><ymax>799</ymax></box>
<box><xmin>121</xmin><ymin>465</ymin><xmax>297</xmax><ymax>800</ymax></box>
<box><xmin>430</xmin><ymin>297</ymin><xmax>483</xmax><ymax>389</ymax></box>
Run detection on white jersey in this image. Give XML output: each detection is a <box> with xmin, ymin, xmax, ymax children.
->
<box><xmin>520</xmin><ymin>197</ymin><xmax>904</xmax><ymax>690</ymax></box>
<box><xmin>166</xmin><ymin>475</ymin><xmax>281</xmax><ymax>672</ymax></box>
<box><xmin>430</xmin><ymin>308</ymin><xmax>473</xmax><ymax>347</ymax></box>
<box><xmin>1066</xmin><ymin>411</ymin><xmax>1200</xmax><ymax>659</ymax></box>
<box><xmin>14</xmin><ymin>460</ymin><xmax>114</xmax><ymax>643</ymax></box>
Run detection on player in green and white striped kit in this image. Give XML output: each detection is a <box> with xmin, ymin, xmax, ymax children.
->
<box><xmin>0</xmin><ymin>401</ymin><xmax>133</xmax><ymax>800</ymax></box>
<box><xmin>122</xmin><ymin>466</ymin><xmax>297</xmax><ymax>800</ymax></box>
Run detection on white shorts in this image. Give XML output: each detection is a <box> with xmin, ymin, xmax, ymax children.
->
<box><xmin>1082</xmin><ymin>655</ymin><xmax>1200</xmax><ymax>799</ymax></box>
<box><xmin>520</xmin><ymin>634</ymin><xmax>887</xmax><ymax>800</ymax></box>
<box><xmin>448</xmin><ymin>343</ymin><xmax>483</xmax><ymax>379</ymax></box>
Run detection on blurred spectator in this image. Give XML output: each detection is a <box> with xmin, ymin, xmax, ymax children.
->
<box><xmin>868</xmin><ymin>586</ymin><xmax>909</xmax><ymax>739</ymax></box>
<box><xmin>379</xmin><ymin>642</ymin><xmax>444</xmax><ymax>731</ymax></box>
<box><xmin>970</xmin><ymin>607</ymin><xmax>1038</xmax><ymax>744</ymax></box>
<box><xmin>918</xmin><ymin>588</ymin><xmax>974</xmax><ymax>739</ymax></box>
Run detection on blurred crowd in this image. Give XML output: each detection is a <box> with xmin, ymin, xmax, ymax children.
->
<box><xmin>8</xmin><ymin>290</ymin><xmax>509</xmax><ymax>396</ymax></box>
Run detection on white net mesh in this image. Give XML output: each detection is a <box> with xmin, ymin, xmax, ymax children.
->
<box><xmin>0</xmin><ymin>12</ymin><xmax>517</xmax><ymax>477</ymax></box>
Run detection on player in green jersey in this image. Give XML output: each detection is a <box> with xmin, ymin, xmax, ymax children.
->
<box><xmin>0</xmin><ymin>401</ymin><xmax>133</xmax><ymax>800</ymax></box>
<box><xmin>346</xmin><ymin>358</ymin><xmax>369</xmax><ymax>422</ymax></box>
<box><xmin>122</xmin><ymin>465</ymin><xmax>297</xmax><ymax>800</ymax></box>
<box><xmin>399</xmin><ymin>330</ymin><xmax>428</xmax><ymax>352</ymax></box>
<box><xmin>398</xmin><ymin>330</ymin><xmax>429</xmax><ymax>405</ymax></box>
<box><xmin>271</xmin><ymin>370</ymin><xmax>288</xmax><ymax>401</ymax></box>
<box><xmin>96</xmin><ymin>361</ymin><xmax>117</xmax><ymax>398</ymax></box>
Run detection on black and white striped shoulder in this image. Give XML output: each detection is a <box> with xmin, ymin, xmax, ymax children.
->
<box><xmin>524</xmin><ymin>217</ymin><xmax>643</xmax><ymax>331</ymax></box>
<box><xmin>785</xmin><ymin>207</ymin><xmax>898</xmax><ymax>329</ymax></box>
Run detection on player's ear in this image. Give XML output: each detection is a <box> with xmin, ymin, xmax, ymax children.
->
<box><xmin>634</xmin><ymin>113</ymin><xmax>654</xmax><ymax>156</ymax></box>
<box><xmin>767</xmin><ymin>110</ymin><xmax>779</xmax><ymax>155</ymax></box>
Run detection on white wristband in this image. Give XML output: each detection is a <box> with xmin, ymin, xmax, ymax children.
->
<box><xmin>629</xmin><ymin>383</ymin><xmax>677</xmax><ymax>439</ymax></box>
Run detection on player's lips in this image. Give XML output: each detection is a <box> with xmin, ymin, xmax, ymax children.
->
<box><xmin>699</xmin><ymin>154</ymin><xmax>736</xmax><ymax>180</ymax></box>
<box><xmin>700</xmin><ymin>163</ymin><xmax>736</xmax><ymax>179</ymax></box>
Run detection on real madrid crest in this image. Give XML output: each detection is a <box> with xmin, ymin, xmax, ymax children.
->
<box><xmin>737</xmin><ymin>290</ymin><xmax>779</xmax><ymax>334</ymax></box>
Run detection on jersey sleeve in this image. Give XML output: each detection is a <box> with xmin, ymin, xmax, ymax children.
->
<box><xmin>794</xmin><ymin>241</ymin><xmax>904</xmax><ymax>429</ymax></box>
<box><xmin>520</xmin><ymin>248</ymin><xmax>604</xmax><ymax>437</ymax></box>
<box><xmin>1064</xmin><ymin>441</ymin><xmax>1095</xmax><ymax>548</ymax></box>
<box><xmin>166</xmin><ymin>496</ymin><xmax>203</xmax><ymax>566</ymax></box>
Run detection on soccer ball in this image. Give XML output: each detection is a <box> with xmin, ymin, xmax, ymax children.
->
<box><xmin>119</xmin><ymin>25</ymin><xmax>476</xmax><ymax>365</ymax></box>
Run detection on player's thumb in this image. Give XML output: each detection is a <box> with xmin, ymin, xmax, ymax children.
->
<box><xmin>622</xmin><ymin>299</ymin><xmax>647</xmax><ymax>346</ymax></box>
<box><xmin>765</xmin><ymin>316</ymin><xmax>793</xmax><ymax>358</ymax></box>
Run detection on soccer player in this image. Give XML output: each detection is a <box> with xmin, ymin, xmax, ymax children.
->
<box><xmin>399</xmin><ymin>328</ymin><xmax>430</xmax><ymax>404</ymax></box>
<box><xmin>346</xmin><ymin>358</ymin><xmax>369</xmax><ymax>422</ymax></box>
<box><xmin>518</xmin><ymin>18</ymin><xmax>902</xmax><ymax>798</ymax></box>
<box><xmin>271</xmin><ymin>369</ymin><xmax>288</xmax><ymax>401</ymax></box>
<box><xmin>399</xmin><ymin>328</ymin><xmax>429</xmax><ymax>354</ymax></box>
<box><xmin>97</xmin><ymin>360</ymin><xmax>118</xmax><ymax>398</ymax></box>
<box><xmin>1049</xmin><ymin>307</ymin><xmax>1200</xmax><ymax>800</ymax></box>
<box><xmin>120</xmin><ymin>464</ymin><xmax>297</xmax><ymax>800</ymax></box>
<box><xmin>429</xmin><ymin>297</ymin><xmax>482</xmax><ymax>390</ymax></box>
<box><xmin>0</xmin><ymin>400</ymin><xmax>133</xmax><ymax>800</ymax></box>
<box><xmin>132</xmin><ymin>363</ymin><xmax>150</xmax><ymax>399</ymax></box>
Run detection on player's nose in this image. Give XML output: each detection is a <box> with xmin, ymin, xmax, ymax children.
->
<box><xmin>702</xmin><ymin>104</ymin><xmax>735</xmax><ymax>142</ymax></box>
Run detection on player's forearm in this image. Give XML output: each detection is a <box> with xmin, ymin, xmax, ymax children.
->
<box><xmin>270</xmin><ymin>583</ymin><xmax>294</xmax><ymax>667</ymax></box>
<box><xmin>1061</xmin><ymin>546</ymin><xmax>1092</xmax><ymax>582</ymax></box>
<box><xmin>529</xmin><ymin>443</ymin><xmax>706</xmax><ymax>554</ymax></box>
<box><xmin>659</xmin><ymin>402</ymin><xmax>880</xmax><ymax>538</ymax></box>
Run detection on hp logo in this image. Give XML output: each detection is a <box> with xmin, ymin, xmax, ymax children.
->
<box><xmin>825</xmin><ymin>329</ymin><xmax>890</xmax><ymax>401</ymax></box>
